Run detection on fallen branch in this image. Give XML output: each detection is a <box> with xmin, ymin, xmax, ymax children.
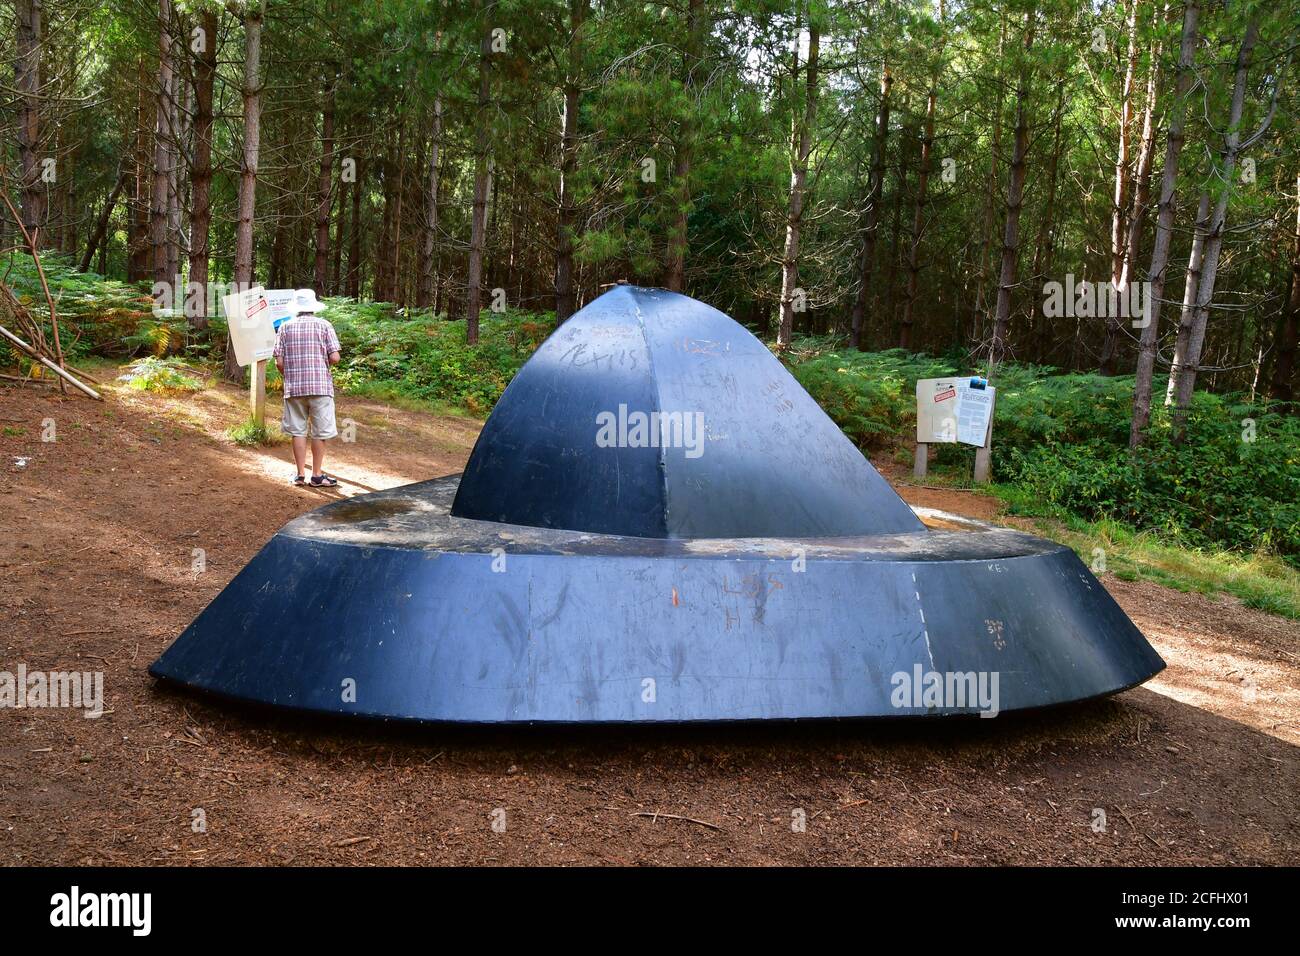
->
<box><xmin>630</xmin><ymin>811</ymin><xmax>724</xmax><ymax>832</ymax></box>
<box><xmin>0</xmin><ymin>174</ymin><xmax>68</xmax><ymax>394</ymax></box>
<box><xmin>0</xmin><ymin>371</ymin><xmax>54</xmax><ymax>387</ymax></box>
<box><xmin>0</xmin><ymin>323</ymin><xmax>101</xmax><ymax>399</ymax></box>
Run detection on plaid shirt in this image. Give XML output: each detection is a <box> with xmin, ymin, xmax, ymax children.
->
<box><xmin>274</xmin><ymin>315</ymin><xmax>341</xmax><ymax>398</ymax></box>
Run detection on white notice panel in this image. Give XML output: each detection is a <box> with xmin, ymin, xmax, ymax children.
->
<box><xmin>955</xmin><ymin>381</ymin><xmax>995</xmax><ymax>447</ymax></box>
<box><xmin>222</xmin><ymin>286</ymin><xmax>275</xmax><ymax>367</ymax></box>
<box><xmin>916</xmin><ymin>377</ymin><xmax>995</xmax><ymax>447</ymax></box>
<box><xmin>916</xmin><ymin>377</ymin><xmax>960</xmax><ymax>444</ymax></box>
<box><xmin>263</xmin><ymin>289</ymin><xmax>298</xmax><ymax>332</ymax></box>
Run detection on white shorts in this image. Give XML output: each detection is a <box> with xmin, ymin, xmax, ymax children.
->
<box><xmin>282</xmin><ymin>395</ymin><xmax>338</xmax><ymax>439</ymax></box>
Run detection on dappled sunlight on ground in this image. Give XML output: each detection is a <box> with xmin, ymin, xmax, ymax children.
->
<box><xmin>1134</xmin><ymin>595</ymin><xmax>1300</xmax><ymax>746</ymax></box>
<box><xmin>106</xmin><ymin>368</ymin><xmax>482</xmax><ymax>495</ymax></box>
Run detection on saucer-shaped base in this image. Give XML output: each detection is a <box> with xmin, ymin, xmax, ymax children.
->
<box><xmin>149</xmin><ymin>477</ymin><xmax>1165</xmax><ymax>722</ymax></box>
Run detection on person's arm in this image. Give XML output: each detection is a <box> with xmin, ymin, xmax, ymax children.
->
<box><xmin>326</xmin><ymin>322</ymin><xmax>341</xmax><ymax>365</ymax></box>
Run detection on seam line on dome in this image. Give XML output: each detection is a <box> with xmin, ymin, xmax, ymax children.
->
<box><xmin>632</xmin><ymin>290</ymin><xmax>671</xmax><ymax>538</ymax></box>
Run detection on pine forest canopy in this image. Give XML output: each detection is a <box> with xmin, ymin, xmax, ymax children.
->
<box><xmin>1</xmin><ymin>0</ymin><xmax>1297</xmax><ymax>439</ymax></box>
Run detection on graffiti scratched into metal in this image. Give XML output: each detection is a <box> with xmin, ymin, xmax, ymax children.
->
<box><xmin>678</xmin><ymin>337</ymin><xmax>730</xmax><ymax>357</ymax></box>
<box><xmin>556</xmin><ymin>342</ymin><xmax>642</xmax><ymax>371</ymax></box>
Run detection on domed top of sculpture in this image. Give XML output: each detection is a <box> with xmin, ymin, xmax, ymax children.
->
<box><xmin>450</xmin><ymin>285</ymin><xmax>923</xmax><ymax>539</ymax></box>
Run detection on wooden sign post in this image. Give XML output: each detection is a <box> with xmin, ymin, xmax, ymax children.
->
<box><xmin>249</xmin><ymin>358</ymin><xmax>267</xmax><ymax>426</ymax></box>
<box><xmin>221</xmin><ymin>285</ymin><xmax>276</xmax><ymax>428</ymax></box>
<box><xmin>972</xmin><ymin>388</ymin><xmax>996</xmax><ymax>484</ymax></box>
<box><xmin>914</xmin><ymin>377</ymin><xmax>996</xmax><ymax>484</ymax></box>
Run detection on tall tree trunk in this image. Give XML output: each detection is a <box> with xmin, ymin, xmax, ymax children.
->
<box><xmin>883</xmin><ymin>107</ymin><xmax>912</xmax><ymax>340</ymax></box>
<box><xmin>314</xmin><ymin>72</ymin><xmax>336</xmax><ymax>291</ymax></box>
<box><xmin>1030</xmin><ymin>82</ymin><xmax>1066</xmax><ymax>355</ymax></box>
<box><xmin>1131</xmin><ymin>0</ymin><xmax>1199</xmax><ymax>448</ymax></box>
<box><xmin>226</xmin><ymin>0</ymin><xmax>265</xmax><ymax>382</ymax></box>
<box><xmin>151</xmin><ymin>0</ymin><xmax>175</xmax><ymax>300</ymax></box>
<box><xmin>849</xmin><ymin>62</ymin><xmax>892</xmax><ymax>348</ymax></box>
<box><xmin>486</xmin><ymin>159</ymin><xmax>500</xmax><ymax>292</ymax></box>
<box><xmin>1166</xmin><ymin>189</ymin><xmax>1210</xmax><ymax>390</ymax></box>
<box><xmin>268</xmin><ymin>211</ymin><xmax>286</xmax><ymax>288</ymax></box>
<box><xmin>1110</xmin><ymin>0</ymin><xmax>1140</xmax><ymax>281</ymax></box>
<box><xmin>1167</xmin><ymin>18</ymin><xmax>1267</xmax><ymax>441</ymax></box>
<box><xmin>392</xmin><ymin>121</ymin><xmax>407</xmax><ymax>306</ymax></box>
<box><xmin>501</xmin><ymin>170</ymin><xmax>517</xmax><ymax>300</ymax></box>
<box><xmin>80</xmin><ymin>165</ymin><xmax>128</xmax><ymax>273</ymax></box>
<box><xmin>899</xmin><ymin>2</ymin><xmax>945</xmax><ymax>351</ymax></box>
<box><xmin>1108</xmin><ymin>28</ymin><xmax>1161</xmax><ymax>369</ymax></box>
<box><xmin>1122</xmin><ymin>37</ymin><xmax>1161</xmax><ymax>282</ymax></box>
<box><xmin>129</xmin><ymin>58</ymin><xmax>151</xmax><ymax>281</ymax></box>
<box><xmin>776</xmin><ymin>21</ymin><xmax>820</xmax><ymax>347</ymax></box>
<box><xmin>554</xmin><ymin>0</ymin><xmax>588</xmax><ymax>324</ymax></box>
<box><xmin>1269</xmin><ymin>171</ymin><xmax>1300</xmax><ymax>402</ymax></box>
<box><xmin>1099</xmin><ymin>0</ymin><xmax>1142</xmax><ymax>374</ymax></box>
<box><xmin>465</xmin><ymin>15</ymin><xmax>493</xmax><ymax>344</ymax></box>
<box><xmin>375</xmin><ymin>146</ymin><xmax>394</xmax><ymax>301</ymax></box>
<box><xmin>332</xmin><ymin>175</ymin><xmax>346</xmax><ymax>295</ymax></box>
<box><xmin>390</xmin><ymin>121</ymin><xmax>405</xmax><ymax>304</ymax></box>
<box><xmin>418</xmin><ymin>95</ymin><xmax>443</xmax><ymax>309</ymax></box>
<box><xmin>971</xmin><ymin>12</ymin><xmax>1007</xmax><ymax>343</ymax></box>
<box><xmin>15</xmin><ymin>0</ymin><xmax>44</xmax><ymax>237</ymax></box>
<box><xmin>56</xmin><ymin>138</ymin><xmax>72</xmax><ymax>251</ymax></box>
<box><xmin>989</xmin><ymin>12</ymin><xmax>1035</xmax><ymax>370</ymax></box>
<box><xmin>187</xmin><ymin>8</ymin><xmax>217</xmax><ymax>329</ymax></box>
<box><xmin>348</xmin><ymin>158</ymin><xmax>363</xmax><ymax>298</ymax></box>
<box><xmin>166</xmin><ymin>59</ymin><xmax>185</xmax><ymax>301</ymax></box>
<box><xmin>663</xmin><ymin>0</ymin><xmax>705</xmax><ymax>292</ymax></box>
<box><xmin>1164</xmin><ymin>189</ymin><xmax>1212</xmax><ymax>433</ymax></box>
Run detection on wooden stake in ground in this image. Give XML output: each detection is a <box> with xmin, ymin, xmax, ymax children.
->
<box><xmin>249</xmin><ymin>358</ymin><xmax>267</xmax><ymax>426</ymax></box>
<box><xmin>973</xmin><ymin>392</ymin><xmax>996</xmax><ymax>484</ymax></box>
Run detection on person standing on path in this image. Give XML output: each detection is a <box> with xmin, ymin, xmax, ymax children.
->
<box><xmin>273</xmin><ymin>289</ymin><xmax>342</xmax><ymax>487</ymax></box>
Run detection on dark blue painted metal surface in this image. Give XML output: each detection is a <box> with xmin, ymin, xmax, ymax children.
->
<box><xmin>151</xmin><ymin>287</ymin><xmax>1165</xmax><ymax>723</ymax></box>
<box><xmin>451</xmin><ymin>285</ymin><xmax>923</xmax><ymax>538</ymax></box>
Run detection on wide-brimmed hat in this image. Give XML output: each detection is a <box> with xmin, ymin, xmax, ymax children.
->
<box><xmin>293</xmin><ymin>288</ymin><xmax>326</xmax><ymax>314</ymax></box>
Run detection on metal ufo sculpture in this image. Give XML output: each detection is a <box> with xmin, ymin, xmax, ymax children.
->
<box><xmin>150</xmin><ymin>286</ymin><xmax>1165</xmax><ymax>722</ymax></box>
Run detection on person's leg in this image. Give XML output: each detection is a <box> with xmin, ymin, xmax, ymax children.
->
<box><xmin>308</xmin><ymin>396</ymin><xmax>338</xmax><ymax>484</ymax></box>
<box><xmin>282</xmin><ymin>397</ymin><xmax>309</xmax><ymax>480</ymax></box>
<box><xmin>292</xmin><ymin>436</ymin><xmax>308</xmax><ymax>478</ymax></box>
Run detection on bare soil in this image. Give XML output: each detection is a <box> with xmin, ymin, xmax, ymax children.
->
<box><xmin>1</xmin><ymin>376</ymin><xmax>1296</xmax><ymax>865</ymax></box>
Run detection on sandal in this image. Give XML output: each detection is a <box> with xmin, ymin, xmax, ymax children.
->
<box><xmin>310</xmin><ymin>474</ymin><xmax>338</xmax><ymax>487</ymax></box>
<box><xmin>292</xmin><ymin>474</ymin><xmax>306</xmax><ymax>486</ymax></box>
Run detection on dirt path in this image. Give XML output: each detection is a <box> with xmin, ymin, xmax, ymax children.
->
<box><xmin>1</xmin><ymin>378</ymin><xmax>1296</xmax><ymax>865</ymax></box>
